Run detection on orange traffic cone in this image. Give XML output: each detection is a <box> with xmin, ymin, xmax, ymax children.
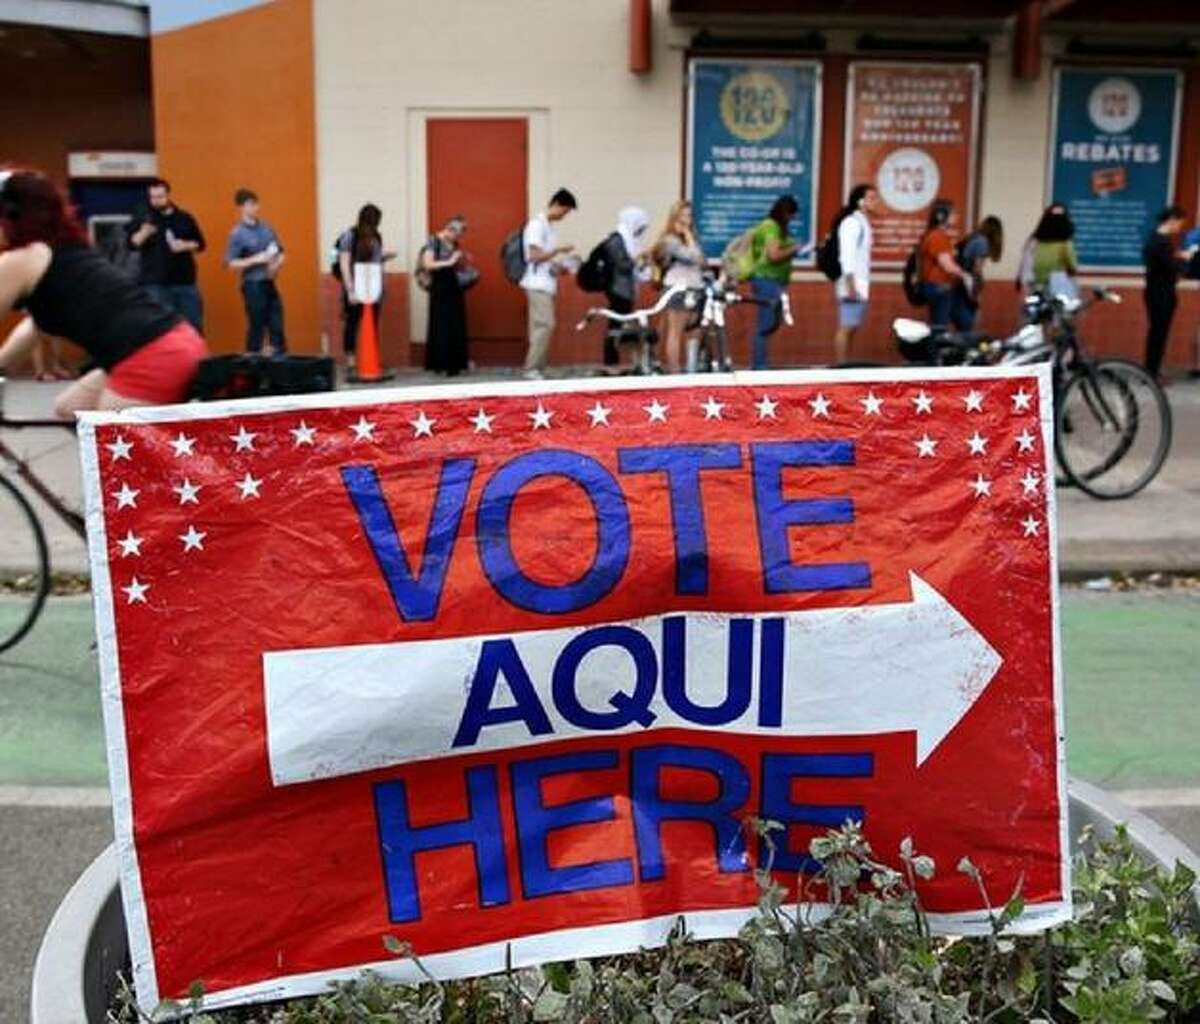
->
<box><xmin>350</xmin><ymin>302</ymin><xmax>393</xmax><ymax>383</ymax></box>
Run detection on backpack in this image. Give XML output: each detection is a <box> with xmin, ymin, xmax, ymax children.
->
<box><xmin>500</xmin><ymin>224</ymin><xmax>527</xmax><ymax>285</ymax></box>
<box><xmin>577</xmin><ymin>234</ymin><xmax>617</xmax><ymax>293</ymax></box>
<box><xmin>414</xmin><ymin>237</ymin><xmax>435</xmax><ymax>292</ymax></box>
<box><xmin>902</xmin><ymin>240</ymin><xmax>926</xmax><ymax>307</ymax></box>
<box><xmin>329</xmin><ymin>228</ymin><xmax>354</xmax><ymax>282</ymax></box>
<box><xmin>816</xmin><ymin>212</ymin><xmax>851</xmax><ymax>282</ymax></box>
<box><xmin>720</xmin><ymin>225</ymin><xmax>757</xmax><ymax>282</ymax></box>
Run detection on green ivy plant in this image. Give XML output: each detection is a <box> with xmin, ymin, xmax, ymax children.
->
<box><xmin>108</xmin><ymin>823</ymin><xmax>1199</xmax><ymax>1024</ymax></box>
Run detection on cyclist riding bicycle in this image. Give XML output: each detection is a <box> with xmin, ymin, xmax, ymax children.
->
<box><xmin>0</xmin><ymin>168</ymin><xmax>208</xmax><ymax>418</ymax></box>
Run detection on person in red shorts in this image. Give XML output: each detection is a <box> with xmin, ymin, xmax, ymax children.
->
<box><xmin>0</xmin><ymin>168</ymin><xmax>208</xmax><ymax>418</ymax></box>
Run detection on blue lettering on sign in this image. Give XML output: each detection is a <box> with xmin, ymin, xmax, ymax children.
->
<box><xmin>617</xmin><ymin>444</ymin><xmax>742</xmax><ymax>595</ymax></box>
<box><xmin>341</xmin><ymin>460</ymin><xmax>475</xmax><ymax>622</ymax></box>
<box><xmin>373</xmin><ymin>766</ymin><xmax>510</xmax><ymax>923</ymax></box>
<box><xmin>757</xmin><ymin>617</ymin><xmax>785</xmax><ymax>727</ymax></box>
<box><xmin>552</xmin><ymin>625</ymin><xmax>658</xmax><ymax>730</ymax></box>
<box><xmin>750</xmin><ymin>441</ymin><xmax>871</xmax><ymax>593</ymax></box>
<box><xmin>661</xmin><ymin>615</ymin><xmax>753</xmax><ymax>725</ymax></box>
<box><xmin>452</xmin><ymin>639</ymin><xmax>555</xmax><ymax>748</ymax></box>
<box><xmin>476</xmin><ymin>450</ymin><xmax>631</xmax><ymax>615</ymax></box>
<box><xmin>631</xmin><ymin>744</ymin><xmax>751</xmax><ymax>881</ymax></box>
<box><xmin>759</xmin><ymin>752</ymin><xmax>874</xmax><ymax>873</ymax></box>
<box><xmin>510</xmin><ymin>750</ymin><xmax>635</xmax><ymax>898</ymax></box>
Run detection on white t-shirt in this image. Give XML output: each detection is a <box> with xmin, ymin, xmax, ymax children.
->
<box><xmin>520</xmin><ymin>213</ymin><xmax>558</xmax><ymax>295</ymax></box>
<box><xmin>835</xmin><ymin>210</ymin><xmax>873</xmax><ymax>300</ymax></box>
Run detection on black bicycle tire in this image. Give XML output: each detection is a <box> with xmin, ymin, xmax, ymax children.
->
<box><xmin>0</xmin><ymin>474</ymin><xmax>51</xmax><ymax>653</ymax></box>
<box><xmin>1055</xmin><ymin>360</ymin><xmax>1172</xmax><ymax>500</ymax></box>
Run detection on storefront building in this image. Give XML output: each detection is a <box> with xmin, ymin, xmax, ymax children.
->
<box><xmin>10</xmin><ymin>0</ymin><xmax>1200</xmax><ymax>369</ymax></box>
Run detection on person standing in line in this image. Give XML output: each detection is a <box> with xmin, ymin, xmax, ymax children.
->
<box><xmin>1019</xmin><ymin>203</ymin><xmax>1077</xmax><ymax>297</ymax></box>
<box><xmin>917</xmin><ymin>198</ymin><xmax>971</xmax><ymax>332</ymax></box>
<box><xmin>950</xmin><ymin>215</ymin><xmax>1003</xmax><ymax>331</ymax></box>
<box><xmin>653</xmin><ymin>199</ymin><xmax>705</xmax><ymax>373</ymax></box>
<box><xmin>421</xmin><ymin>215</ymin><xmax>470</xmax><ymax>376</ymax></box>
<box><xmin>224</xmin><ymin>188</ymin><xmax>286</xmax><ymax>355</ymax></box>
<box><xmin>520</xmin><ymin>188</ymin><xmax>576</xmax><ymax>379</ymax></box>
<box><xmin>337</xmin><ymin>203</ymin><xmax>395</xmax><ymax>372</ymax></box>
<box><xmin>1143</xmin><ymin>204</ymin><xmax>1188</xmax><ymax>385</ymax></box>
<box><xmin>747</xmin><ymin>194</ymin><xmax>799</xmax><ymax>370</ymax></box>
<box><xmin>832</xmin><ymin>184</ymin><xmax>877</xmax><ymax>364</ymax></box>
<box><xmin>127</xmin><ymin>178</ymin><xmax>206</xmax><ymax>332</ymax></box>
<box><xmin>597</xmin><ymin>206</ymin><xmax>650</xmax><ymax>370</ymax></box>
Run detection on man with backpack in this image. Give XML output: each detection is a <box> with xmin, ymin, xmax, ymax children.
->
<box><xmin>519</xmin><ymin>188</ymin><xmax>577</xmax><ymax>379</ymax></box>
<box><xmin>822</xmin><ymin>184</ymin><xmax>877</xmax><ymax>364</ymax></box>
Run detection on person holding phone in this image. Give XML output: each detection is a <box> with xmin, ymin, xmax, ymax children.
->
<box><xmin>224</xmin><ymin>188</ymin><xmax>287</xmax><ymax>355</ymax></box>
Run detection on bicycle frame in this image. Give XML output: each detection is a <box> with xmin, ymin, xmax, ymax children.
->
<box><xmin>0</xmin><ymin>413</ymin><xmax>85</xmax><ymax>538</ymax></box>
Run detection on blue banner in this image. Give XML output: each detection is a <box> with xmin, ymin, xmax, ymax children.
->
<box><xmin>688</xmin><ymin>60</ymin><xmax>820</xmax><ymax>262</ymax></box>
<box><xmin>1049</xmin><ymin>69</ymin><xmax>1181</xmax><ymax>270</ymax></box>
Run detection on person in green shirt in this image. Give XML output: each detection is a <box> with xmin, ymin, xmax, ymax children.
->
<box><xmin>1018</xmin><ymin>203</ymin><xmax>1078</xmax><ymax>298</ymax></box>
<box><xmin>747</xmin><ymin>194</ymin><xmax>799</xmax><ymax>369</ymax></box>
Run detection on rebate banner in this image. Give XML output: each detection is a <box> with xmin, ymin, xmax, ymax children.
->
<box><xmin>688</xmin><ymin>58</ymin><xmax>820</xmax><ymax>261</ymax></box>
<box><xmin>82</xmin><ymin>368</ymin><xmax>1069</xmax><ymax>1015</ymax></box>
<box><xmin>1049</xmin><ymin>68</ymin><xmax>1182</xmax><ymax>270</ymax></box>
<box><xmin>845</xmin><ymin>62</ymin><xmax>981</xmax><ymax>264</ymax></box>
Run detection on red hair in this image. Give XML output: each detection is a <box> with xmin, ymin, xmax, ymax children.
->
<box><xmin>0</xmin><ymin>169</ymin><xmax>87</xmax><ymax>249</ymax></box>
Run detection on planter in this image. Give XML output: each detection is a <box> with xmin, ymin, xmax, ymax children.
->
<box><xmin>31</xmin><ymin>780</ymin><xmax>1200</xmax><ymax>1024</ymax></box>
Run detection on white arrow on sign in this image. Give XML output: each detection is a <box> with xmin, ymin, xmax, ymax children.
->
<box><xmin>263</xmin><ymin>572</ymin><xmax>1002</xmax><ymax>787</ymax></box>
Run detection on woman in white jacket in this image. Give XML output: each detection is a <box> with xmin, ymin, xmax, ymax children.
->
<box><xmin>833</xmin><ymin>184</ymin><xmax>878</xmax><ymax>364</ymax></box>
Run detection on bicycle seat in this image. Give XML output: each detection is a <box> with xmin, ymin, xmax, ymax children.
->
<box><xmin>893</xmin><ymin>318</ymin><xmax>931</xmax><ymax>343</ymax></box>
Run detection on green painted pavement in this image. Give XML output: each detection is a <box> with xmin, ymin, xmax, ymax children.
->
<box><xmin>0</xmin><ymin>591</ymin><xmax>1196</xmax><ymax>790</ymax></box>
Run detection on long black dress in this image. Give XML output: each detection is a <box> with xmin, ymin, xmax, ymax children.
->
<box><xmin>424</xmin><ymin>236</ymin><xmax>469</xmax><ymax>375</ymax></box>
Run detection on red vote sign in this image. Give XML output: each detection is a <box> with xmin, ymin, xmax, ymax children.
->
<box><xmin>80</xmin><ymin>367</ymin><xmax>1068</xmax><ymax>1015</ymax></box>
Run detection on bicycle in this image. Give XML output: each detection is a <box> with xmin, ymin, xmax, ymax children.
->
<box><xmin>575</xmin><ymin>277</ymin><xmax>794</xmax><ymax>374</ymax></box>
<box><xmin>888</xmin><ymin>289</ymin><xmax>1172</xmax><ymax>500</ymax></box>
<box><xmin>0</xmin><ymin>378</ymin><xmax>84</xmax><ymax>653</ymax></box>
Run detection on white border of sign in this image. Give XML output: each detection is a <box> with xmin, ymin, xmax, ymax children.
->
<box><xmin>685</xmin><ymin>57</ymin><xmax>823</xmax><ymax>268</ymax></box>
<box><xmin>1046</xmin><ymin>66</ymin><xmax>1184</xmax><ymax>274</ymax></box>
<box><xmin>79</xmin><ymin>364</ymin><xmax>1068</xmax><ymax>1016</ymax></box>
<box><xmin>843</xmin><ymin>61</ymin><xmax>983</xmax><ymax>268</ymax></box>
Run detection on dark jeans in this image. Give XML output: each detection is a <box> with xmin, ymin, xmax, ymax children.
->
<box><xmin>342</xmin><ymin>290</ymin><xmax>381</xmax><ymax>356</ymax></box>
<box><xmin>920</xmin><ymin>283</ymin><xmax>953</xmax><ymax>332</ymax></box>
<box><xmin>241</xmin><ymin>279</ymin><xmax>286</xmax><ymax>354</ymax></box>
<box><xmin>146</xmin><ymin>283</ymin><xmax>204</xmax><ymax>333</ymax></box>
<box><xmin>749</xmin><ymin>277</ymin><xmax>784</xmax><ymax>369</ymax></box>
<box><xmin>1144</xmin><ymin>288</ymin><xmax>1176</xmax><ymax>377</ymax></box>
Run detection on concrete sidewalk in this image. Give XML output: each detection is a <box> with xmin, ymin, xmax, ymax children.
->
<box><xmin>3</xmin><ymin>374</ymin><xmax>1199</xmax><ymax>578</ymax></box>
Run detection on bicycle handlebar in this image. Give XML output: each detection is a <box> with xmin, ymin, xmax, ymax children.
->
<box><xmin>575</xmin><ymin>284</ymin><xmax>688</xmax><ymax>330</ymax></box>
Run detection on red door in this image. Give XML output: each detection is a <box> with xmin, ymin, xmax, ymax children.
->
<box><xmin>427</xmin><ymin>118</ymin><xmax>528</xmax><ymax>365</ymax></box>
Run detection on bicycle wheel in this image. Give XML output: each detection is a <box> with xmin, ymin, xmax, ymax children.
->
<box><xmin>1055</xmin><ymin>360</ymin><xmax>1172</xmax><ymax>500</ymax></box>
<box><xmin>0</xmin><ymin>474</ymin><xmax>50</xmax><ymax>653</ymax></box>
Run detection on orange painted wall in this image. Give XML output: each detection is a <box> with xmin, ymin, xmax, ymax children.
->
<box><xmin>150</xmin><ymin>0</ymin><xmax>320</xmax><ymax>354</ymax></box>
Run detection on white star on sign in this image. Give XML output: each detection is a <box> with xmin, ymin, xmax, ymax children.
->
<box><xmin>113</xmin><ymin>484</ymin><xmax>139</xmax><ymax>510</ymax></box>
<box><xmin>1016</xmin><ymin>429</ymin><xmax>1037</xmax><ymax>453</ymax></box>
<box><xmin>912</xmin><ymin>391</ymin><xmax>934</xmax><ymax>415</ymax></box>
<box><xmin>963</xmin><ymin>389</ymin><xmax>984</xmax><ymax>412</ymax></box>
<box><xmin>1021</xmin><ymin>515</ymin><xmax>1041</xmax><ymax>537</ymax></box>
<box><xmin>970</xmin><ymin>474</ymin><xmax>992</xmax><ymax>498</ymax></box>
<box><xmin>169</xmin><ymin>433</ymin><xmax>196</xmax><ymax>458</ymax></box>
<box><xmin>754</xmin><ymin>395</ymin><xmax>778</xmax><ymax>420</ymax></box>
<box><xmin>915</xmin><ymin>434</ymin><xmax>938</xmax><ymax>458</ymax></box>
<box><xmin>860</xmin><ymin>391</ymin><xmax>883</xmax><ymax>416</ymax></box>
<box><xmin>643</xmin><ymin>399</ymin><xmax>669</xmax><ymax>423</ymax></box>
<box><xmin>967</xmin><ymin>431</ymin><xmax>989</xmax><ymax>456</ymax></box>
<box><xmin>470</xmin><ymin>408</ymin><xmax>495</xmax><ymax>434</ymax></box>
<box><xmin>116</xmin><ymin>530</ymin><xmax>142</xmax><ymax>557</ymax></box>
<box><xmin>701</xmin><ymin>396</ymin><xmax>725</xmax><ymax>420</ymax></box>
<box><xmin>350</xmin><ymin>416</ymin><xmax>376</xmax><ymax>442</ymax></box>
<box><xmin>122</xmin><ymin>577</ymin><xmax>149</xmax><ymax>605</ymax></box>
<box><xmin>230</xmin><ymin>426</ymin><xmax>257</xmax><ymax>452</ymax></box>
<box><xmin>1011</xmin><ymin>388</ymin><xmax>1033</xmax><ymax>412</ymax></box>
<box><xmin>106</xmin><ymin>436</ymin><xmax>133</xmax><ymax>462</ymax></box>
<box><xmin>808</xmin><ymin>393</ymin><xmax>831</xmax><ymax>418</ymax></box>
<box><xmin>290</xmin><ymin>421</ymin><xmax>317</xmax><ymax>446</ymax></box>
<box><xmin>236</xmin><ymin>473</ymin><xmax>262</xmax><ymax>500</ymax></box>
<box><xmin>1019</xmin><ymin>469</ymin><xmax>1041</xmax><ymax>496</ymax></box>
<box><xmin>529</xmin><ymin>402</ymin><xmax>554</xmax><ymax>429</ymax></box>
<box><xmin>178</xmin><ymin>525</ymin><xmax>206</xmax><ymax>552</ymax></box>
<box><xmin>173</xmin><ymin>478</ymin><xmax>201</xmax><ymax>505</ymax></box>
<box><xmin>586</xmin><ymin>401</ymin><xmax>612</xmax><ymax>427</ymax></box>
<box><xmin>409</xmin><ymin>410</ymin><xmax>436</xmax><ymax>438</ymax></box>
